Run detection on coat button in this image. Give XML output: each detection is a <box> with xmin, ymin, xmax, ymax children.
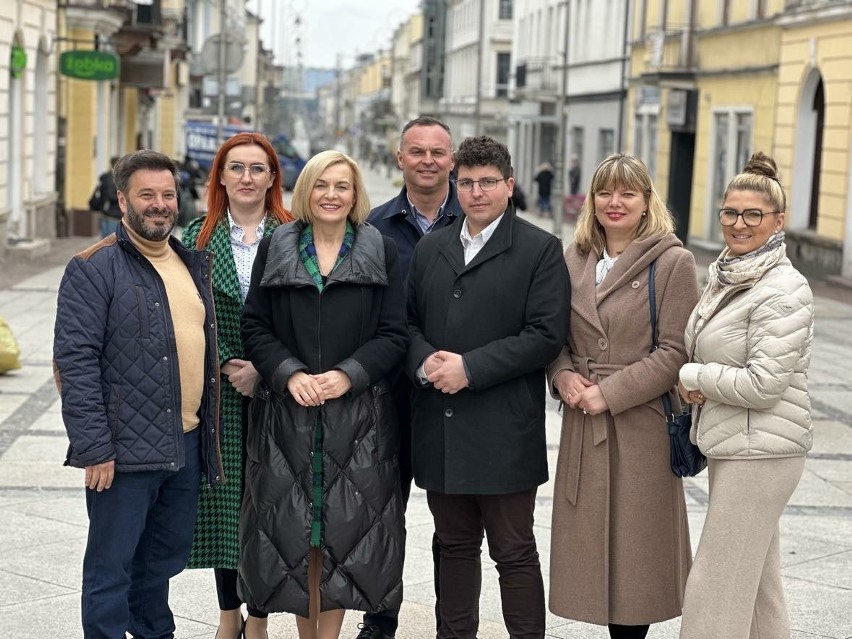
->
<box><xmin>166</xmin><ymin>408</ymin><xmax>171</xmax><ymax>414</ymax></box>
<box><xmin>598</xmin><ymin>338</ymin><xmax>608</xmax><ymax>350</ymax></box>
<box><xmin>162</xmin><ymin>356</ymin><xmax>168</xmax><ymax>362</ymax></box>
<box><xmin>631</xmin><ymin>280</ymin><xmax>640</xmax><ymax>289</ymax></box>
<box><xmin>444</xmin><ymin>408</ymin><xmax>454</xmax><ymax>417</ymax></box>
<box><xmin>452</xmin><ymin>289</ymin><xmax>462</xmax><ymax>299</ymax></box>
<box><xmin>210</xmin><ymin>377</ymin><xmax>216</xmax><ymax>384</ymax></box>
<box><xmin>154</xmin><ymin>302</ymin><xmax>160</xmax><ymax>307</ymax></box>
<box><xmin>215</xmin><ymin>475</ymin><xmax>220</xmax><ymax>481</ymax></box>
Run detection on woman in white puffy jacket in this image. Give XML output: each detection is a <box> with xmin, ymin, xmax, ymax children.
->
<box><xmin>677</xmin><ymin>152</ymin><xmax>814</xmax><ymax>639</ymax></box>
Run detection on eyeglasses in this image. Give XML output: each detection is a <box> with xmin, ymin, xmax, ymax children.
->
<box><xmin>718</xmin><ymin>208</ymin><xmax>779</xmax><ymax>227</ymax></box>
<box><xmin>223</xmin><ymin>162</ymin><xmax>273</xmax><ymax>178</ymax></box>
<box><xmin>456</xmin><ymin>177</ymin><xmax>506</xmax><ymax>192</ymax></box>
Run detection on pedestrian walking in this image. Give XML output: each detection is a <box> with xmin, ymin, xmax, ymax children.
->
<box><xmin>406</xmin><ymin>136</ymin><xmax>571</xmax><ymax>639</ymax></box>
<box><xmin>534</xmin><ymin>162</ymin><xmax>554</xmax><ymax>216</ymax></box>
<box><xmin>547</xmin><ymin>153</ymin><xmax>699</xmax><ymax>638</ymax></box>
<box><xmin>360</xmin><ymin>115</ymin><xmax>463</xmax><ymax>639</ymax></box>
<box><xmin>53</xmin><ymin>150</ymin><xmax>223</xmax><ymax>638</ymax></box>
<box><xmin>182</xmin><ymin>132</ymin><xmax>292</xmax><ymax>639</ymax></box>
<box><xmin>90</xmin><ymin>156</ymin><xmax>123</xmax><ymax>238</ymax></box>
<box><xmin>677</xmin><ymin>152</ymin><xmax>814</xmax><ymax>639</ymax></box>
<box><xmin>238</xmin><ymin>150</ymin><xmax>409</xmax><ymax>639</ymax></box>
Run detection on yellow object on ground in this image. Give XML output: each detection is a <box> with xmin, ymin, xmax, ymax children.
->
<box><xmin>0</xmin><ymin>316</ymin><xmax>21</xmax><ymax>374</ymax></box>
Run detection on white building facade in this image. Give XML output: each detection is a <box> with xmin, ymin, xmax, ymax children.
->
<box><xmin>508</xmin><ymin>0</ymin><xmax>630</xmax><ymax>198</ymax></box>
<box><xmin>441</xmin><ymin>0</ymin><xmax>513</xmax><ymax>142</ymax></box>
<box><xmin>0</xmin><ymin>0</ymin><xmax>59</xmax><ymax>252</ymax></box>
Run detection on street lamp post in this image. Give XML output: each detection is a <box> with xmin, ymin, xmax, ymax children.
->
<box><xmin>216</xmin><ymin>0</ymin><xmax>227</xmax><ymax>144</ymax></box>
<box><xmin>552</xmin><ymin>0</ymin><xmax>571</xmax><ymax>239</ymax></box>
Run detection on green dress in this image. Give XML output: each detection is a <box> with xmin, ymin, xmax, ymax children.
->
<box><xmin>183</xmin><ymin>215</ymin><xmax>279</xmax><ymax>569</ymax></box>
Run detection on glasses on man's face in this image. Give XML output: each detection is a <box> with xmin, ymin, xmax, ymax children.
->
<box><xmin>456</xmin><ymin>177</ymin><xmax>506</xmax><ymax>192</ymax></box>
<box><xmin>718</xmin><ymin>208</ymin><xmax>779</xmax><ymax>227</ymax></box>
<box><xmin>223</xmin><ymin>162</ymin><xmax>272</xmax><ymax>178</ymax></box>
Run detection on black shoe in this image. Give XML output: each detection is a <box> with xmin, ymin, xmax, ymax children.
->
<box><xmin>355</xmin><ymin>623</ymin><xmax>394</xmax><ymax>639</ymax></box>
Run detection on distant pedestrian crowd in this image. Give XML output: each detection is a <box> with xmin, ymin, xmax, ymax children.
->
<box><xmin>56</xmin><ymin>116</ymin><xmax>814</xmax><ymax>639</ymax></box>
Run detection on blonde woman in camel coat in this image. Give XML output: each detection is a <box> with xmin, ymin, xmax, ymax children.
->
<box><xmin>547</xmin><ymin>154</ymin><xmax>699</xmax><ymax>639</ymax></box>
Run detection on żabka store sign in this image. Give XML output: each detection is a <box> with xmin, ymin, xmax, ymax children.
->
<box><xmin>60</xmin><ymin>51</ymin><xmax>120</xmax><ymax>81</ymax></box>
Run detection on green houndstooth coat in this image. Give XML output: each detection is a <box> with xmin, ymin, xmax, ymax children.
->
<box><xmin>182</xmin><ymin>215</ymin><xmax>279</xmax><ymax>569</ymax></box>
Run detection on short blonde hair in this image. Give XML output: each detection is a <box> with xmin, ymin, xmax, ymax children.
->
<box><xmin>290</xmin><ymin>150</ymin><xmax>371</xmax><ymax>224</ymax></box>
<box><xmin>574</xmin><ymin>153</ymin><xmax>674</xmax><ymax>256</ymax></box>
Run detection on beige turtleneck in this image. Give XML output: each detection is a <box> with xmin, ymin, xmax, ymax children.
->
<box><xmin>124</xmin><ymin>224</ymin><xmax>206</xmax><ymax>433</ymax></box>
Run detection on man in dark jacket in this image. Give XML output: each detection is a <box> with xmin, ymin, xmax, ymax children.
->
<box><xmin>406</xmin><ymin>136</ymin><xmax>571</xmax><ymax>639</ymax></box>
<box><xmin>359</xmin><ymin>116</ymin><xmax>461</xmax><ymax>639</ymax></box>
<box><xmin>54</xmin><ymin>150</ymin><xmax>223</xmax><ymax>639</ymax></box>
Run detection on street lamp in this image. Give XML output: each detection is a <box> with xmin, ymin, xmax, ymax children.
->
<box><xmin>552</xmin><ymin>0</ymin><xmax>571</xmax><ymax>240</ymax></box>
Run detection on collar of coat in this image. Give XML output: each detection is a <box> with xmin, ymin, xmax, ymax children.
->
<box><xmin>433</xmin><ymin>202</ymin><xmax>518</xmax><ymax>275</ymax></box>
<box><xmin>183</xmin><ymin>214</ymin><xmax>280</xmax><ymax>302</ymax></box>
<box><xmin>260</xmin><ymin>220</ymin><xmax>388</xmax><ymax>288</ymax></box>
<box><xmin>568</xmin><ymin>232</ymin><xmax>684</xmax><ymax>332</ymax></box>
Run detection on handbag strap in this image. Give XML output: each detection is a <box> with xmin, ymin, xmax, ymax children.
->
<box><xmin>648</xmin><ymin>261</ymin><xmax>676</xmax><ymax>420</ymax></box>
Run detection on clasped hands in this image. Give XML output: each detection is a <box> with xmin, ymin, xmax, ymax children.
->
<box><xmin>287</xmin><ymin>370</ymin><xmax>352</xmax><ymax>407</ymax></box>
<box><xmin>678</xmin><ymin>381</ymin><xmax>706</xmax><ymax>406</ymax></box>
<box><xmin>423</xmin><ymin>351</ymin><xmax>469</xmax><ymax>394</ymax></box>
<box><xmin>553</xmin><ymin>370</ymin><xmax>608</xmax><ymax>416</ymax></box>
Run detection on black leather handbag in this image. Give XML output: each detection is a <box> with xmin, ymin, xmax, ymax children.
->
<box><xmin>648</xmin><ymin>261</ymin><xmax>707</xmax><ymax>478</ymax></box>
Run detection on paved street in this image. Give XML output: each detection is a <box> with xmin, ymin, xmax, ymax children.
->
<box><xmin>0</xmin><ymin>165</ymin><xmax>850</xmax><ymax>638</ymax></box>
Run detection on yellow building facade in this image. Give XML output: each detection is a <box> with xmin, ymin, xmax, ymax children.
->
<box><xmin>629</xmin><ymin>1</ymin><xmax>852</xmax><ymax>276</ymax></box>
<box><xmin>59</xmin><ymin>1</ymin><xmax>188</xmax><ymax>224</ymax></box>
<box><xmin>774</xmin><ymin>5</ymin><xmax>852</xmax><ymax>277</ymax></box>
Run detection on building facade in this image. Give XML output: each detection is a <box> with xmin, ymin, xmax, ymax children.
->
<box><xmin>441</xmin><ymin>0</ymin><xmax>513</xmax><ymax>142</ymax></box>
<box><xmin>508</xmin><ymin>0</ymin><xmax>630</xmax><ymax>197</ymax></box>
<box><xmin>0</xmin><ymin>0</ymin><xmax>58</xmax><ymax>254</ymax></box>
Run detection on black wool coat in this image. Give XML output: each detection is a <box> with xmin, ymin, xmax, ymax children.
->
<box><xmin>406</xmin><ymin>207</ymin><xmax>571</xmax><ymax>494</ymax></box>
<box><xmin>238</xmin><ymin>221</ymin><xmax>409</xmax><ymax>617</ymax></box>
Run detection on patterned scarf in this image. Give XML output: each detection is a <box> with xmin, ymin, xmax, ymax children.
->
<box><xmin>298</xmin><ymin>221</ymin><xmax>355</xmax><ymax>292</ymax></box>
<box><xmin>697</xmin><ymin>231</ymin><xmax>786</xmax><ymax>322</ymax></box>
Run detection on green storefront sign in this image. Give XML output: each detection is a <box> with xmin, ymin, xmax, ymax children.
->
<box><xmin>60</xmin><ymin>50</ymin><xmax>120</xmax><ymax>81</ymax></box>
<box><xmin>10</xmin><ymin>45</ymin><xmax>27</xmax><ymax>78</ymax></box>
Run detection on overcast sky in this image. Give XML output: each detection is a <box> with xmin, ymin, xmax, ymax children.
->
<box><xmin>247</xmin><ymin>0</ymin><xmax>422</xmax><ymax>69</ymax></box>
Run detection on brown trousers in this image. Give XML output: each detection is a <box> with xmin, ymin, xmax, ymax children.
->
<box><xmin>680</xmin><ymin>456</ymin><xmax>805</xmax><ymax>639</ymax></box>
<box><xmin>427</xmin><ymin>488</ymin><xmax>545</xmax><ymax>639</ymax></box>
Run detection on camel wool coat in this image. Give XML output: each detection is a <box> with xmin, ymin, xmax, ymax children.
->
<box><xmin>547</xmin><ymin>233</ymin><xmax>699</xmax><ymax>626</ymax></box>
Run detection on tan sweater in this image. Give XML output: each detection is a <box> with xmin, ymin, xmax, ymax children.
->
<box><xmin>125</xmin><ymin>226</ymin><xmax>206</xmax><ymax>432</ymax></box>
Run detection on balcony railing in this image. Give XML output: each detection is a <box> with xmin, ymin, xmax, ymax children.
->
<box><xmin>514</xmin><ymin>57</ymin><xmax>560</xmax><ymax>95</ymax></box>
<box><xmin>643</xmin><ymin>29</ymin><xmax>694</xmax><ymax>75</ymax></box>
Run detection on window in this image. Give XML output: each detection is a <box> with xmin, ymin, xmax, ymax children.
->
<box><xmin>598</xmin><ymin>128</ymin><xmax>615</xmax><ymax>162</ymax></box>
<box><xmin>496</xmin><ymin>52</ymin><xmax>510</xmax><ymax>97</ymax></box>
<box><xmin>571</xmin><ymin>126</ymin><xmax>584</xmax><ymax>167</ymax></box>
<box><xmin>499</xmin><ymin>0</ymin><xmax>513</xmax><ymax>20</ymax></box>
<box><xmin>633</xmin><ymin>113</ymin><xmax>658</xmax><ymax>179</ymax></box>
<box><xmin>710</xmin><ymin>110</ymin><xmax>753</xmax><ymax>240</ymax></box>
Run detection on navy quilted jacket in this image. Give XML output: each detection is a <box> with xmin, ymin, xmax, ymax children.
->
<box><xmin>53</xmin><ymin>223</ymin><xmax>224</xmax><ymax>486</ymax></box>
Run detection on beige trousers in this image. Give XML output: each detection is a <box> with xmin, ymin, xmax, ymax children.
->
<box><xmin>679</xmin><ymin>455</ymin><xmax>806</xmax><ymax>639</ymax></box>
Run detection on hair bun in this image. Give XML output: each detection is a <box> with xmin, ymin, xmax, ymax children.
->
<box><xmin>744</xmin><ymin>152</ymin><xmax>780</xmax><ymax>182</ymax></box>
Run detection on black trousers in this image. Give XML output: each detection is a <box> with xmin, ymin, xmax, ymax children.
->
<box><xmin>215</xmin><ymin>398</ymin><xmax>268</xmax><ymax>619</ymax></box>
<box><xmin>427</xmin><ymin>488</ymin><xmax>545</xmax><ymax>639</ymax></box>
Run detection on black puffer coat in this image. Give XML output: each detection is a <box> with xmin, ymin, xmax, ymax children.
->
<box><xmin>239</xmin><ymin>221</ymin><xmax>408</xmax><ymax>617</ymax></box>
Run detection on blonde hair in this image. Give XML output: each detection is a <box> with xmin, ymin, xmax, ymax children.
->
<box><xmin>574</xmin><ymin>153</ymin><xmax>674</xmax><ymax>256</ymax></box>
<box><xmin>290</xmin><ymin>150</ymin><xmax>371</xmax><ymax>224</ymax></box>
<box><xmin>724</xmin><ymin>151</ymin><xmax>786</xmax><ymax>213</ymax></box>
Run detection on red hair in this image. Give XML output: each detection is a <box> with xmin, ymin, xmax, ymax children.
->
<box><xmin>194</xmin><ymin>132</ymin><xmax>293</xmax><ymax>249</ymax></box>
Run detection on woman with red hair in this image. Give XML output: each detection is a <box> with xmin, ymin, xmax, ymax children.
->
<box><xmin>182</xmin><ymin>132</ymin><xmax>292</xmax><ymax>639</ymax></box>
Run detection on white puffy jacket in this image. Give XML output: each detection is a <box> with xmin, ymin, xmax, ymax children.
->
<box><xmin>680</xmin><ymin>255</ymin><xmax>814</xmax><ymax>458</ymax></box>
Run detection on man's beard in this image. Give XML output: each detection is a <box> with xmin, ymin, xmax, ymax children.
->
<box><xmin>124</xmin><ymin>201</ymin><xmax>176</xmax><ymax>241</ymax></box>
